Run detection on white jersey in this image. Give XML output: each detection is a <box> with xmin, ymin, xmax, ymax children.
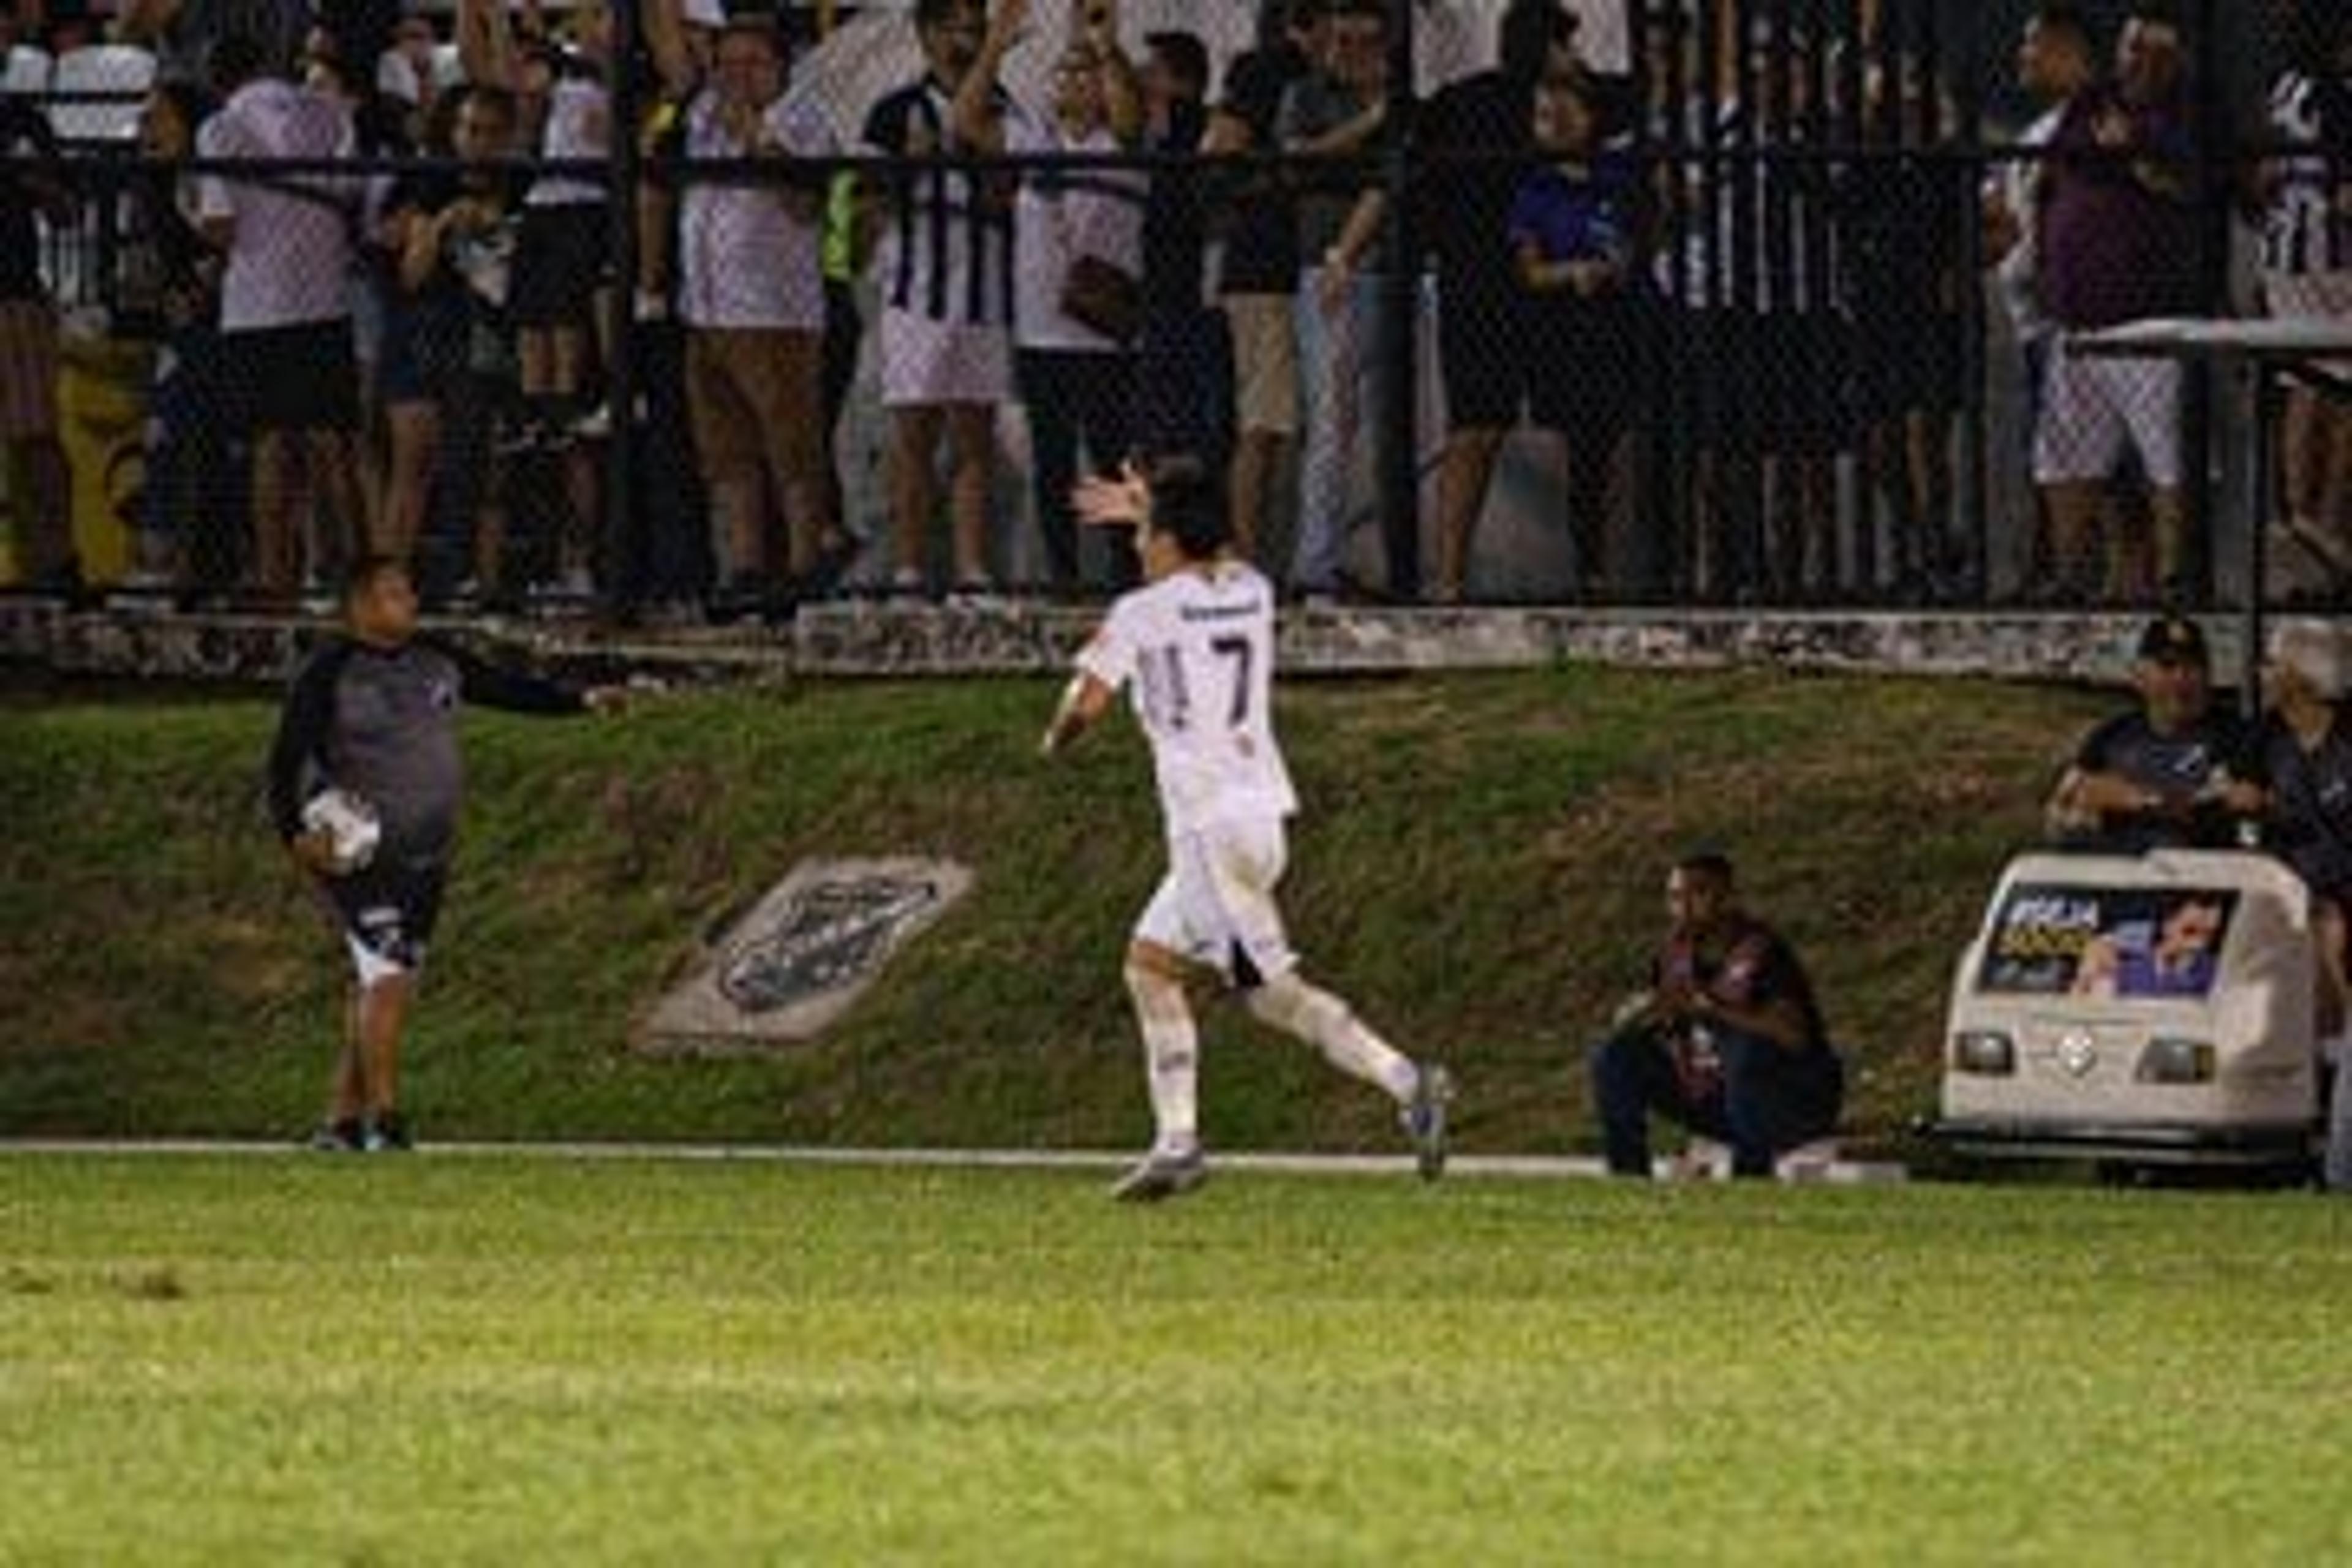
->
<box><xmin>1077</xmin><ymin>559</ymin><xmax>1297</xmax><ymax>837</ymax></box>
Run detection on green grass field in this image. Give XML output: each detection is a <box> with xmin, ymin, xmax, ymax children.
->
<box><xmin>4</xmin><ymin>1153</ymin><xmax>2346</xmax><ymax>1564</ymax></box>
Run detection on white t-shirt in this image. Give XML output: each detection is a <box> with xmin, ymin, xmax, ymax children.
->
<box><xmin>1009</xmin><ymin>118</ymin><xmax>1147</xmax><ymax>352</ymax></box>
<box><xmin>2262</xmin><ymin>70</ymin><xmax>2348</xmax><ymax>277</ymax></box>
<box><xmin>678</xmin><ymin>89</ymin><xmax>836</xmax><ymax>331</ymax></box>
<box><xmin>527</xmin><ymin>75</ymin><xmax>609</xmax><ymax>208</ymax></box>
<box><xmin>1077</xmin><ymin>558</ymin><xmax>1298</xmax><ymax>837</ymax></box>
<box><xmin>197</xmin><ymin>78</ymin><xmax>356</xmax><ymax>333</ymax></box>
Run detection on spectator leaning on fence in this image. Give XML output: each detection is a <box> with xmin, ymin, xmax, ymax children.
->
<box><xmin>1203</xmin><ymin>0</ymin><xmax>1319</xmax><ymax>564</ymax></box>
<box><xmin>198</xmin><ymin>31</ymin><xmax>368</xmax><ymax>606</ymax></box>
<box><xmin>677</xmin><ymin>13</ymin><xmax>852</xmax><ymax>619</ymax></box>
<box><xmin>0</xmin><ymin>82</ymin><xmax>76</xmax><ymax>597</ymax></box>
<box><xmin>2251</xmin><ymin>0</ymin><xmax>2352</xmax><ymax>599</ymax></box>
<box><xmin>862</xmin><ymin>0</ymin><xmax>1021</xmax><ymax>600</ymax></box>
<box><xmin>2255</xmin><ymin>625</ymin><xmax>2352</xmax><ymax>1044</ymax></box>
<box><xmin>2031</xmin><ymin>1</ymin><xmax>2205</xmax><ymax>606</ymax></box>
<box><xmin>1011</xmin><ymin>3</ymin><xmax>1148</xmax><ymax>594</ymax></box>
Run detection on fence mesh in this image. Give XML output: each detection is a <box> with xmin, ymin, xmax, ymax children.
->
<box><xmin>0</xmin><ymin>0</ymin><xmax>2343</xmax><ymax>617</ymax></box>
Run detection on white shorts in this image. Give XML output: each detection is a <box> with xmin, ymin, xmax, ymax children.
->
<box><xmin>878</xmin><ymin>306</ymin><xmax>1011</xmax><ymax>408</ymax></box>
<box><xmin>2032</xmin><ymin>333</ymin><xmax>2184</xmax><ymax>488</ymax></box>
<box><xmin>1134</xmin><ymin>815</ymin><xmax>1298</xmax><ymax>986</ymax></box>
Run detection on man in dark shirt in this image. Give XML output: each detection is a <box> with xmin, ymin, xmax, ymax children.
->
<box><xmin>268</xmin><ymin>556</ymin><xmax>619</xmax><ymax>1150</ymax></box>
<box><xmin>1131</xmin><ymin>28</ymin><xmax>1224</xmax><ymax>469</ymax></box>
<box><xmin>2046</xmin><ymin>615</ymin><xmax>2263</xmax><ymax>853</ymax></box>
<box><xmin>1588</xmin><ymin>850</ymin><xmax>1844</xmax><ymax>1178</ymax></box>
<box><xmin>1</xmin><ymin>92</ymin><xmax>76</xmax><ymax>594</ymax></box>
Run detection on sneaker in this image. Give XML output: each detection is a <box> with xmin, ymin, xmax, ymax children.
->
<box><xmin>362</xmin><ymin>1112</ymin><xmax>412</xmax><ymax>1153</ymax></box>
<box><xmin>306</xmin><ymin>1117</ymin><xmax>365</xmax><ymax>1152</ymax></box>
<box><xmin>1110</xmin><ymin>1143</ymin><xmax>1208</xmax><ymax>1203</ymax></box>
<box><xmin>1402</xmin><ymin>1063</ymin><xmax>1455</xmax><ymax>1182</ymax></box>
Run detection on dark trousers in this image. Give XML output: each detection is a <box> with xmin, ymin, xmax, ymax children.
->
<box><xmin>1589</xmin><ymin>1023</ymin><xmax>1843</xmax><ymax>1178</ymax></box>
<box><xmin>1018</xmin><ymin>345</ymin><xmax>1137</xmax><ymax>589</ymax></box>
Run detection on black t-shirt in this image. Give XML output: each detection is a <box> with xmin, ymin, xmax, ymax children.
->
<box><xmin>2260</xmin><ymin>707</ymin><xmax>2352</xmax><ymax>898</ymax></box>
<box><xmin>1213</xmin><ymin>42</ymin><xmax>1307</xmax><ymax>295</ymax></box>
<box><xmin>1</xmin><ymin>97</ymin><xmax>62</xmax><ymax>302</ymax></box>
<box><xmin>2068</xmin><ymin>706</ymin><xmax>2257</xmax><ymax>854</ymax></box>
<box><xmin>1141</xmin><ymin>99</ymin><xmax>1208</xmax><ymax>315</ymax></box>
<box><xmin>1653</xmin><ymin>914</ymin><xmax>1830</xmax><ymax>1055</ymax></box>
<box><xmin>1415</xmin><ymin>69</ymin><xmax>1536</xmax><ymax>300</ymax></box>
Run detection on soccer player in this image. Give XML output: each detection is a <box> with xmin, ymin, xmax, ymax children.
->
<box><xmin>1039</xmin><ymin>457</ymin><xmax>1454</xmax><ymax>1201</ymax></box>
<box><xmin>267</xmin><ymin>556</ymin><xmax>622</xmax><ymax>1151</ymax></box>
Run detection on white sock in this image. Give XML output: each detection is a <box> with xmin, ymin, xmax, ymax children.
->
<box><xmin>1126</xmin><ymin>963</ymin><xmax>1199</xmax><ymax>1151</ymax></box>
<box><xmin>1246</xmin><ymin>972</ymin><xmax>1419</xmax><ymax>1104</ymax></box>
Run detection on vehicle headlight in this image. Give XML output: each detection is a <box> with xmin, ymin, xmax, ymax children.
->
<box><xmin>1952</xmin><ymin>1030</ymin><xmax>2016</xmax><ymax>1076</ymax></box>
<box><xmin>2135</xmin><ymin>1038</ymin><xmax>2215</xmax><ymax>1084</ymax></box>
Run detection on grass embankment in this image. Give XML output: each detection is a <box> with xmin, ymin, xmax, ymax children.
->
<box><xmin>5</xmin><ymin>1155</ymin><xmax>2348</xmax><ymax>1563</ymax></box>
<box><xmin>0</xmin><ymin>667</ymin><xmax>2108</xmax><ymax>1152</ymax></box>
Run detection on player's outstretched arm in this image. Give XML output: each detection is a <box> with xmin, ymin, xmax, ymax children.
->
<box><xmin>1041</xmin><ymin>672</ymin><xmax>1115</xmax><ymax>757</ymax></box>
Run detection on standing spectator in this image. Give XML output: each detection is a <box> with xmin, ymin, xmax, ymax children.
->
<box><xmin>1409</xmin><ymin>0</ymin><xmax>1578</xmax><ymax>604</ymax></box>
<box><xmin>2032</xmin><ymin>2</ymin><xmax>2206</xmax><ymax>604</ymax></box>
<box><xmin>1834</xmin><ymin>55</ymin><xmax>1966</xmax><ymax>601</ymax></box>
<box><xmin>1511</xmin><ymin>67</ymin><xmax>1648</xmax><ymax>599</ymax></box>
<box><xmin>267</xmin><ymin>555</ymin><xmax>620</xmax><ymax>1153</ymax></box>
<box><xmin>2253</xmin><ymin>1</ymin><xmax>2352</xmax><ymax>598</ymax></box>
<box><xmin>677</xmin><ymin>14</ymin><xmax>851</xmax><ymax>617</ymax></box>
<box><xmin>1011</xmin><ymin>12</ymin><xmax>1147</xmax><ymax>593</ymax></box>
<box><xmin>459</xmin><ymin>0</ymin><xmax>612</xmax><ymax>600</ymax></box>
<box><xmin>0</xmin><ymin>81</ymin><xmax>76</xmax><ymax>595</ymax></box>
<box><xmin>1983</xmin><ymin>2</ymin><xmax>2096</xmax><ymax>603</ymax></box>
<box><xmin>1204</xmin><ymin>0</ymin><xmax>1319</xmax><ymax>563</ymax></box>
<box><xmin>129</xmin><ymin>78</ymin><xmax>237</xmax><ymax>599</ymax></box>
<box><xmin>862</xmin><ymin>0</ymin><xmax>1021</xmax><ymax>600</ymax></box>
<box><xmin>198</xmin><ymin>31</ymin><xmax>367</xmax><ymax>605</ymax></box>
<box><xmin>1129</xmin><ymin>27</ymin><xmax>1223</xmax><ymax>474</ymax></box>
<box><xmin>379</xmin><ymin>83</ymin><xmax>517</xmax><ymax>578</ymax></box>
<box><xmin>1283</xmin><ymin>0</ymin><xmax>1391</xmax><ymax>603</ymax></box>
<box><xmin>1588</xmin><ymin>850</ymin><xmax>1844</xmax><ymax>1180</ymax></box>
<box><xmin>115</xmin><ymin>0</ymin><xmax>309</xmax><ymax>86</ymax></box>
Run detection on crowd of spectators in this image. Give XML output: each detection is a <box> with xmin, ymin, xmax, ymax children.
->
<box><xmin>0</xmin><ymin>0</ymin><xmax>2345</xmax><ymax>617</ymax></box>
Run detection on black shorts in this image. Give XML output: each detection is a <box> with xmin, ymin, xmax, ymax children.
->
<box><xmin>508</xmin><ymin>203</ymin><xmax>608</xmax><ymax>330</ymax></box>
<box><xmin>323</xmin><ymin>856</ymin><xmax>447</xmax><ymax>976</ymax></box>
<box><xmin>1437</xmin><ymin>279</ymin><xmax>1532</xmax><ymax>431</ymax></box>
<box><xmin>224</xmin><ymin>319</ymin><xmax>360</xmax><ymax>434</ymax></box>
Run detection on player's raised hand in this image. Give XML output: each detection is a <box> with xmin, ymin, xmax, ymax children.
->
<box><xmin>1072</xmin><ymin>460</ymin><xmax>1150</xmax><ymax>529</ymax></box>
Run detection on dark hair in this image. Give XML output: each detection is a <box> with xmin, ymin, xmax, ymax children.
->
<box><xmin>1145</xmin><ymin>29</ymin><xmax>1210</xmax><ymax>96</ymax></box>
<box><xmin>206</xmin><ymin>33</ymin><xmax>274</xmax><ymax>94</ymax></box>
<box><xmin>2031</xmin><ymin>2</ymin><xmax>2093</xmax><ymax>51</ymax></box>
<box><xmin>343</xmin><ymin>553</ymin><xmax>412</xmax><ymax>601</ymax></box>
<box><xmin>1144</xmin><ymin>455</ymin><xmax>1229</xmax><ymax>561</ymax></box>
<box><xmin>915</xmin><ymin>0</ymin><xmax>977</xmax><ymax>31</ymax></box>
<box><xmin>1498</xmin><ymin>0</ymin><xmax>1577</xmax><ymax>86</ymax></box>
<box><xmin>1674</xmin><ymin>849</ymin><xmax>1735</xmax><ymax>886</ymax></box>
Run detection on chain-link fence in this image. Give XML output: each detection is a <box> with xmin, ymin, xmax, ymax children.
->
<box><xmin>0</xmin><ymin>0</ymin><xmax>2344</xmax><ymax>618</ymax></box>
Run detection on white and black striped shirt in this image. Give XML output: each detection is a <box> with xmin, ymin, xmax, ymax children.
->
<box><xmin>2262</xmin><ymin>70</ymin><xmax>2349</xmax><ymax>276</ymax></box>
<box><xmin>862</xmin><ymin>74</ymin><xmax>1022</xmax><ymax>326</ymax></box>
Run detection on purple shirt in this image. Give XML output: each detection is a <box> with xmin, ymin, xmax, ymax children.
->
<box><xmin>2037</xmin><ymin>86</ymin><xmax>2203</xmax><ymax>329</ymax></box>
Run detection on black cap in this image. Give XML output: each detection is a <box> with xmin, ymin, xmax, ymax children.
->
<box><xmin>2136</xmin><ymin>615</ymin><xmax>2207</xmax><ymax>666</ymax></box>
